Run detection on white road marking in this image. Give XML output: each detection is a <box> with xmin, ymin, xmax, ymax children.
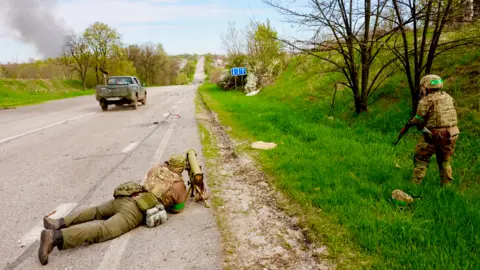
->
<box><xmin>98</xmin><ymin>120</ymin><xmax>177</xmax><ymax>270</ymax></box>
<box><xmin>18</xmin><ymin>203</ymin><xmax>78</xmax><ymax>248</ymax></box>
<box><xmin>162</xmin><ymin>97</ymin><xmax>185</xmax><ymax>117</ymax></box>
<box><xmin>121</xmin><ymin>142</ymin><xmax>139</xmax><ymax>153</ymax></box>
<box><xmin>0</xmin><ymin>112</ymin><xmax>96</xmax><ymax>145</ymax></box>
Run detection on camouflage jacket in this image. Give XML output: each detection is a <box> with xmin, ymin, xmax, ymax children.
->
<box><xmin>411</xmin><ymin>91</ymin><xmax>458</xmax><ymax>130</ymax></box>
<box><xmin>143</xmin><ymin>163</ymin><xmax>185</xmax><ymax>209</ymax></box>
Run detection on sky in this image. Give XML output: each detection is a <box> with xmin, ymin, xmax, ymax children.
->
<box><xmin>0</xmin><ymin>0</ymin><xmax>310</xmax><ymax>63</ymax></box>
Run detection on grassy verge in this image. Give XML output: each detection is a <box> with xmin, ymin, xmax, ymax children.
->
<box><xmin>0</xmin><ymin>79</ymin><xmax>93</xmax><ymax>108</ymax></box>
<box><xmin>197</xmin><ymin>51</ymin><xmax>479</xmax><ymax>268</ymax></box>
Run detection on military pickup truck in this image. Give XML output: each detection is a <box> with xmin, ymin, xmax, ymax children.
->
<box><xmin>95</xmin><ymin>76</ymin><xmax>147</xmax><ymax>111</ymax></box>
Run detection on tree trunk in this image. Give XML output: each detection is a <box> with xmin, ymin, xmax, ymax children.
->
<box><xmin>354</xmin><ymin>93</ymin><xmax>367</xmax><ymax>114</ymax></box>
<box><xmin>95</xmin><ymin>66</ymin><xmax>100</xmax><ymax>84</ymax></box>
<box><xmin>81</xmin><ymin>67</ymin><xmax>88</xmax><ymax>90</ymax></box>
<box><xmin>411</xmin><ymin>89</ymin><xmax>420</xmax><ymax>115</ymax></box>
<box><xmin>81</xmin><ymin>72</ymin><xmax>87</xmax><ymax>90</ymax></box>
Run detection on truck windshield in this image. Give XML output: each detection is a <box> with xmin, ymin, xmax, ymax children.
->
<box><xmin>107</xmin><ymin>77</ymin><xmax>133</xmax><ymax>85</ymax></box>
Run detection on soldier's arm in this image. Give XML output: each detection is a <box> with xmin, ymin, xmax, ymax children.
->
<box><xmin>410</xmin><ymin>97</ymin><xmax>431</xmax><ymax>128</ymax></box>
<box><xmin>170</xmin><ymin>181</ymin><xmax>187</xmax><ymax>214</ymax></box>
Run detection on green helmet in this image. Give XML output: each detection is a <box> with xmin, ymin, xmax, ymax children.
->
<box><xmin>420</xmin><ymin>74</ymin><xmax>443</xmax><ymax>90</ymax></box>
<box><xmin>167</xmin><ymin>154</ymin><xmax>186</xmax><ymax>174</ymax></box>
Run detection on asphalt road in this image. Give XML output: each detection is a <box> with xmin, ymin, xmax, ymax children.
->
<box><xmin>0</xmin><ymin>57</ymin><xmax>223</xmax><ymax>269</ymax></box>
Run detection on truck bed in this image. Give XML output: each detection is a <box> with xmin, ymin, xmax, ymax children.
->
<box><xmin>96</xmin><ymin>85</ymin><xmax>131</xmax><ymax>98</ymax></box>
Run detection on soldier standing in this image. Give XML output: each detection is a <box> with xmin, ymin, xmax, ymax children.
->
<box><xmin>408</xmin><ymin>75</ymin><xmax>460</xmax><ymax>186</ymax></box>
<box><xmin>38</xmin><ymin>154</ymin><xmax>188</xmax><ymax>265</ymax></box>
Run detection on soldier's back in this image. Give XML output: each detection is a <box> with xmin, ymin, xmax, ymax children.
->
<box><xmin>426</xmin><ymin>91</ymin><xmax>458</xmax><ymax>128</ymax></box>
<box><xmin>144</xmin><ymin>164</ymin><xmax>183</xmax><ymax>207</ymax></box>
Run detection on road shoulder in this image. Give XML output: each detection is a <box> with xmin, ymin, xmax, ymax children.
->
<box><xmin>195</xmin><ymin>89</ymin><xmax>332</xmax><ymax>270</ymax></box>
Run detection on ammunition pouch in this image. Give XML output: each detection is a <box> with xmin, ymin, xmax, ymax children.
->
<box><xmin>425</xmin><ymin>126</ymin><xmax>460</xmax><ymax>143</ymax></box>
<box><xmin>145</xmin><ymin>204</ymin><xmax>168</xmax><ymax>228</ymax></box>
<box><xmin>446</xmin><ymin>126</ymin><xmax>460</xmax><ymax>139</ymax></box>
<box><xmin>132</xmin><ymin>192</ymin><xmax>158</xmax><ymax>212</ymax></box>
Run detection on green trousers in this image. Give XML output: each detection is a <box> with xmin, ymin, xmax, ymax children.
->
<box><xmin>60</xmin><ymin>197</ymin><xmax>144</xmax><ymax>249</ymax></box>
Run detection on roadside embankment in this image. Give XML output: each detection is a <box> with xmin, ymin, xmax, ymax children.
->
<box><xmin>196</xmin><ymin>56</ymin><xmax>479</xmax><ymax>270</ymax></box>
<box><xmin>0</xmin><ymin>79</ymin><xmax>94</xmax><ymax>108</ymax></box>
<box><xmin>195</xmin><ymin>88</ymin><xmax>333</xmax><ymax>270</ymax></box>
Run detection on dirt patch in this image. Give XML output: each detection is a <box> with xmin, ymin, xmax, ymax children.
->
<box><xmin>196</xmin><ymin>94</ymin><xmax>332</xmax><ymax>270</ymax></box>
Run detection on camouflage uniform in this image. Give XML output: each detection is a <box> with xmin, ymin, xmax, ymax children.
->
<box><xmin>144</xmin><ymin>154</ymin><xmax>188</xmax><ymax>213</ymax></box>
<box><xmin>38</xmin><ymin>154</ymin><xmax>188</xmax><ymax>265</ymax></box>
<box><xmin>409</xmin><ymin>75</ymin><xmax>460</xmax><ymax>186</ymax></box>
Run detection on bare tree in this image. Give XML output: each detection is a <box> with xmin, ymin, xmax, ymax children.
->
<box><xmin>221</xmin><ymin>21</ymin><xmax>248</xmax><ymax>68</ymax></box>
<box><xmin>221</xmin><ymin>21</ymin><xmax>246</xmax><ymax>56</ymax></box>
<box><xmin>389</xmin><ymin>0</ymin><xmax>480</xmax><ymax>113</ymax></box>
<box><xmin>61</xmin><ymin>34</ymin><xmax>91</xmax><ymax>90</ymax></box>
<box><xmin>264</xmin><ymin>0</ymin><xmax>401</xmax><ymax>114</ymax></box>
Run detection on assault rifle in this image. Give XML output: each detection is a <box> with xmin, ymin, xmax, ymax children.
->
<box><xmin>393</xmin><ymin>118</ymin><xmax>414</xmax><ymax>146</ymax></box>
<box><xmin>184</xmin><ymin>149</ymin><xmax>210</xmax><ymax>207</ymax></box>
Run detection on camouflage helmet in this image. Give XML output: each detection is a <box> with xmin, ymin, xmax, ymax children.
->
<box><xmin>167</xmin><ymin>153</ymin><xmax>186</xmax><ymax>174</ymax></box>
<box><xmin>391</xmin><ymin>189</ymin><xmax>414</xmax><ymax>205</ymax></box>
<box><xmin>420</xmin><ymin>74</ymin><xmax>443</xmax><ymax>90</ymax></box>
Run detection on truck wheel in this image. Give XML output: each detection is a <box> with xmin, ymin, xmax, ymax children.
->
<box><xmin>131</xmin><ymin>98</ymin><xmax>138</xmax><ymax>110</ymax></box>
<box><xmin>100</xmin><ymin>101</ymin><xmax>108</xmax><ymax>111</ymax></box>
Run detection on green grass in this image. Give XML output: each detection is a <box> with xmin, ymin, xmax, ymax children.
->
<box><xmin>198</xmin><ymin>50</ymin><xmax>480</xmax><ymax>268</ymax></box>
<box><xmin>0</xmin><ymin>79</ymin><xmax>93</xmax><ymax>108</ymax></box>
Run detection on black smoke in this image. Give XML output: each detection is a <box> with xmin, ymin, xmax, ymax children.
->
<box><xmin>1</xmin><ymin>0</ymin><xmax>69</xmax><ymax>59</ymax></box>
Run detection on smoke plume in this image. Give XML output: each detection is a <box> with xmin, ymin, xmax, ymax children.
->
<box><xmin>1</xmin><ymin>0</ymin><xmax>69</xmax><ymax>59</ymax></box>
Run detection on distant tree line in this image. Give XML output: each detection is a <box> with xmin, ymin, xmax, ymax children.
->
<box><xmin>0</xmin><ymin>21</ymin><xmax>196</xmax><ymax>90</ymax></box>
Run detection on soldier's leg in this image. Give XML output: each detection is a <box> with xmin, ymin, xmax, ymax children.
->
<box><xmin>436</xmin><ymin>135</ymin><xmax>458</xmax><ymax>186</ymax></box>
<box><xmin>44</xmin><ymin>199</ymin><xmax>117</xmax><ymax>231</ymax></box>
<box><xmin>60</xmin><ymin>198</ymin><xmax>143</xmax><ymax>249</ymax></box>
<box><xmin>411</xmin><ymin>137</ymin><xmax>435</xmax><ymax>184</ymax></box>
<box><xmin>63</xmin><ymin>199</ymin><xmax>117</xmax><ymax>227</ymax></box>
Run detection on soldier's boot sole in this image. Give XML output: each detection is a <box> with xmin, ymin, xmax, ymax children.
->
<box><xmin>38</xmin><ymin>230</ymin><xmax>55</xmax><ymax>265</ymax></box>
<box><xmin>43</xmin><ymin>217</ymin><xmax>65</xmax><ymax>230</ymax></box>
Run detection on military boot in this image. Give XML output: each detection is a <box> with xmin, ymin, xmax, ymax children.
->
<box><xmin>38</xmin><ymin>229</ymin><xmax>63</xmax><ymax>265</ymax></box>
<box><xmin>43</xmin><ymin>217</ymin><xmax>65</xmax><ymax>230</ymax></box>
<box><xmin>440</xmin><ymin>179</ymin><xmax>452</xmax><ymax>187</ymax></box>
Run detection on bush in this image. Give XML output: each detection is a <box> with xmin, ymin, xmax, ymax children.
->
<box><xmin>244</xmin><ymin>72</ymin><xmax>259</xmax><ymax>93</ymax></box>
<box><xmin>217</xmin><ymin>70</ymin><xmax>235</xmax><ymax>90</ymax></box>
<box><xmin>216</xmin><ymin>69</ymin><xmax>247</xmax><ymax>91</ymax></box>
<box><xmin>210</xmin><ymin>68</ymin><xmax>224</xmax><ymax>84</ymax></box>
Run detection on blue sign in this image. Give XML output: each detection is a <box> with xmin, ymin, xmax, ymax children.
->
<box><xmin>230</xmin><ymin>67</ymin><xmax>247</xmax><ymax>76</ymax></box>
